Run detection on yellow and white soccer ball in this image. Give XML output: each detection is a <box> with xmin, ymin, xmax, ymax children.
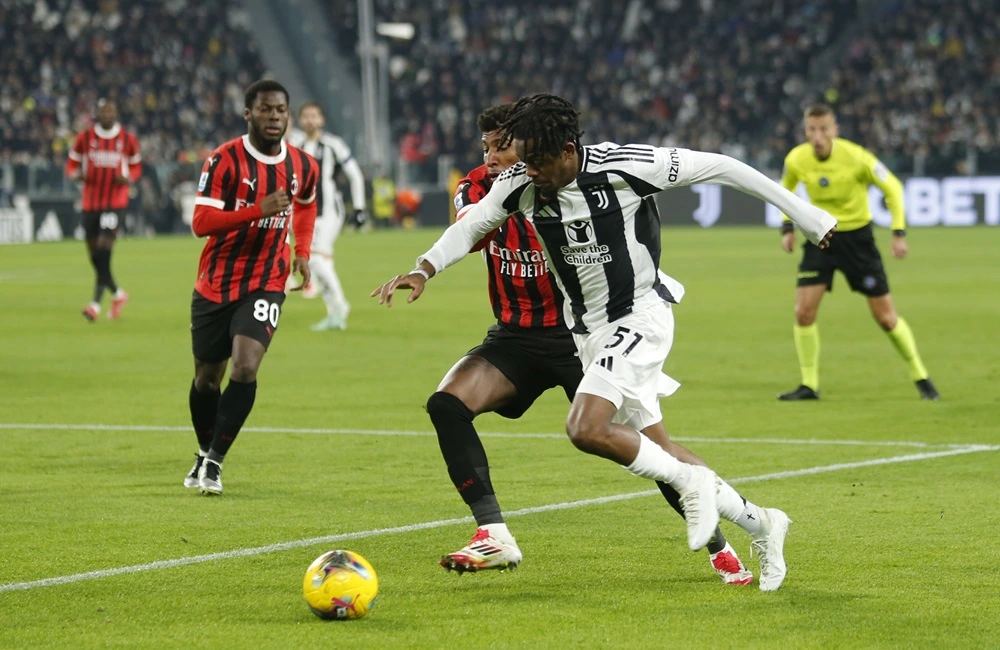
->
<box><xmin>303</xmin><ymin>550</ymin><xmax>379</xmax><ymax>620</ymax></box>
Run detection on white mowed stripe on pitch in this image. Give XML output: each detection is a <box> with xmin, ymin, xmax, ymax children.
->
<box><xmin>1</xmin><ymin>445</ymin><xmax>996</xmax><ymax>594</ymax></box>
<box><xmin>0</xmin><ymin>422</ymin><xmax>972</xmax><ymax>449</ymax></box>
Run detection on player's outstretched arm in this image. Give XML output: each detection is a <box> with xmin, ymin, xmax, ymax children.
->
<box><xmin>656</xmin><ymin>148</ymin><xmax>837</xmax><ymax>247</ymax></box>
<box><xmin>370</xmin><ymin>169</ymin><xmax>519</xmax><ymax>308</ymax></box>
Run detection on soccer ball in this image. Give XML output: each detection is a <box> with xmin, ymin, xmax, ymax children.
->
<box><xmin>303</xmin><ymin>550</ymin><xmax>379</xmax><ymax>620</ymax></box>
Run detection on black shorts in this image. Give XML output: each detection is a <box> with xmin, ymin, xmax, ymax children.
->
<box><xmin>797</xmin><ymin>224</ymin><xmax>889</xmax><ymax>296</ymax></box>
<box><xmin>81</xmin><ymin>210</ymin><xmax>121</xmax><ymax>239</ymax></box>
<box><xmin>467</xmin><ymin>322</ymin><xmax>583</xmax><ymax>419</ymax></box>
<box><xmin>191</xmin><ymin>290</ymin><xmax>286</xmax><ymax>363</ymax></box>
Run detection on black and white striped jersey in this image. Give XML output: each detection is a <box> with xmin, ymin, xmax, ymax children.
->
<box><xmin>286</xmin><ymin>129</ymin><xmax>366</xmax><ymax>219</ymax></box>
<box><xmin>420</xmin><ymin>143</ymin><xmax>837</xmax><ymax>334</ymax></box>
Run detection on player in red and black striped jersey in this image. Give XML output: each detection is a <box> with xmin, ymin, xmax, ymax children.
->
<box><xmin>378</xmin><ymin>106</ymin><xmax>753</xmax><ymax>583</ymax></box>
<box><xmin>183</xmin><ymin>80</ymin><xmax>319</xmax><ymax>495</ymax></box>
<box><xmin>65</xmin><ymin>99</ymin><xmax>141</xmax><ymax>322</ymax></box>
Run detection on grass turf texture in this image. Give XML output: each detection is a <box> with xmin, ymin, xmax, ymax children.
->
<box><xmin>1</xmin><ymin>226</ymin><xmax>997</xmax><ymax>649</ymax></box>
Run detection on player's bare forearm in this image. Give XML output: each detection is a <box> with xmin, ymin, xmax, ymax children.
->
<box><xmin>891</xmin><ymin>234</ymin><xmax>908</xmax><ymax>259</ymax></box>
<box><xmin>416</xmin><ymin>259</ymin><xmax>436</xmax><ymax>279</ymax></box>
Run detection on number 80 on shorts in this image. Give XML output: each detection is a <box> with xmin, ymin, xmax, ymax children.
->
<box><xmin>253</xmin><ymin>299</ymin><xmax>280</xmax><ymax>328</ymax></box>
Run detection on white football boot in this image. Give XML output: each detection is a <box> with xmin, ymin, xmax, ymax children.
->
<box><xmin>752</xmin><ymin>508</ymin><xmax>791</xmax><ymax>591</ymax></box>
<box><xmin>183</xmin><ymin>454</ymin><xmax>205</xmax><ymax>489</ymax></box>
<box><xmin>678</xmin><ymin>465</ymin><xmax>720</xmax><ymax>551</ymax></box>
<box><xmin>198</xmin><ymin>459</ymin><xmax>223</xmax><ymax>495</ymax></box>
<box><xmin>440</xmin><ymin>525</ymin><xmax>523</xmax><ymax>573</ymax></box>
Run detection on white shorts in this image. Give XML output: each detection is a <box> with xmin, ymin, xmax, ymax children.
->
<box><xmin>573</xmin><ymin>301</ymin><xmax>680</xmax><ymax>431</ymax></box>
<box><xmin>310</xmin><ymin>200</ymin><xmax>346</xmax><ymax>257</ymax></box>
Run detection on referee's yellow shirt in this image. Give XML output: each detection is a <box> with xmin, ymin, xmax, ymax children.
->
<box><xmin>781</xmin><ymin>138</ymin><xmax>905</xmax><ymax>232</ymax></box>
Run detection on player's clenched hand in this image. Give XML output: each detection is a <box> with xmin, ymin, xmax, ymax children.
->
<box><xmin>781</xmin><ymin>231</ymin><xmax>795</xmax><ymax>253</ymax></box>
<box><xmin>818</xmin><ymin>224</ymin><xmax>836</xmax><ymax>249</ymax></box>
<box><xmin>259</xmin><ymin>190</ymin><xmax>291</xmax><ymax>217</ymax></box>
<box><xmin>370</xmin><ymin>273</ymin><xmax>426</xmax><ymax>307</ymax></box>
<box><xmin>891</xmin><ymin>234</ymin><xmax>908</xmax><ymax>259</ymax></box>
<box><xmin>113</xmin><ymin>174</ymin><xmax>131</xmax><ymax>186</ymax></box>
<box><xmin>288</xmin><ymin>257</ymin><xmax>310</xmax><ymax>291</ymax></box>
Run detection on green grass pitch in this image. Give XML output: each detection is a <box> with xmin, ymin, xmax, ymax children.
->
<box><xmin>1</xmin><ymin>226</ymin><xmax>997</xmax><ymax>649</ymax></box>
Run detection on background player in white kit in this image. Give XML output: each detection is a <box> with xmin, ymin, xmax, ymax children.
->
<box><xmin>287</xmin><ymin>102</ymin><xmax>366</xmax><ymax>330</ymax></box>
<box><xmin>374</xmin><ymin>94</ymin><xmax>837</xmax><ymax>591</ymax></box>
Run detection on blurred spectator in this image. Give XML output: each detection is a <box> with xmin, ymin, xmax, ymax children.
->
<box><xmin>327</xmin><ymin>0</ymin><xmax>856</xmax><ymax>173</ymax></box>
<box><xmin>817</xmin><ymin>0</ymin><xmax>1000</xmax><ymax>174</ymax></box>
<box><xmin>329</xmin><ymin>0</ymin><xmax>998</xmax><ymax>175</ymax></box>
<box><xmin>1</xmin><ymin>0</ymin><xmax>266</xmax><ymax>169</ymax></box>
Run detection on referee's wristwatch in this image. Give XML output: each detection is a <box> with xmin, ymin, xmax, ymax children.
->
<box><xmin>780</xmin><ymin>222</ymin><xmax>794</xmax><ymax>235</ymax></box>
<box><xmin>892</xmin><ymin>229</ymin><xmax>906</xmax><ymax>237</ymax></box>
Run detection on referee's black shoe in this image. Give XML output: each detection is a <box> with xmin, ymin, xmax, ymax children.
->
<box><xmin>916</xmin><ymin>378</ymin><xmax>940</xmax><ymax>401</ymax></box>
<box><xmin>778</xmin><ymin>385</ymin><xmax>820</xmax><ymax>401</ymax></box>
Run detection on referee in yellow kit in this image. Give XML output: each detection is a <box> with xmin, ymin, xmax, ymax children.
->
<box><xmin>778</xmin><ymin>104</ymin><xmax>939</xmax><ymax>401</ymax></box>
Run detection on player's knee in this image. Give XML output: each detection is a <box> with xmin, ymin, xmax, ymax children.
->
<box><xmin>228</xmin><ymin>360</ymin><xmax>258</xmax><ymax>383</ymax></box>
<box><xmin>426</xmin><ymin>391</ymin><xmax>474</xmax><ymax>424</ymax></box>
<box><xmin>794</xmin><ymin>303</ymin><xmax>817</xmax><ymax>326</ymax></box>
<box><xmin>193</xmin><ymin>370</ymin><xmax>223</xmax><ymax>393</ymax></box>
<box><xmin>565</xmin><ymin>413</ymin><xmax>608</xmax><ymax>453</ymax></box>
<box><xmin>874</xmin><ymin>312</ymin><xmax>897</xmax><ymax>331</ymax></box>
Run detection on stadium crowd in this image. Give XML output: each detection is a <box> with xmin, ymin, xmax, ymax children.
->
<box><xmin>818</xmin><ymin>0</ymin><xmax>1000</xmax><ymax>175</ymax></box>
<box><xmin>0</xmin><ymin>0</ymin><xmax>266</xmax><ymax>169</ymax></box>
<box><xmin>2</xmin><ymin>0</ymin><xmax>998</xmax><ymax>200</ymax></box>
<box><xmin>331</xmin><ymin>0</ymin><xmax>998</xmax><ymax>175</ymax></box>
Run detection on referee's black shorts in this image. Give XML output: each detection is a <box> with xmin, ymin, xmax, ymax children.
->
<box><xmin>467</xmin><ymin>322</ymin><xmax>583</xmax><ymax>419</ymax></box>
<box><xmin>797</xmin><ymin>223</ymin><xmax>889</xmax><ymax>297</ymax></box>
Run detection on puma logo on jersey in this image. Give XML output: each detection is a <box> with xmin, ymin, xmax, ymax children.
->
<box><xmin>242</xmin><ymin>177</ymin><xmax>257</xmax><ymax>191</ymax></box>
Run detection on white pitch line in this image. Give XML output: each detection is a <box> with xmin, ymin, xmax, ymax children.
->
<box><xmin>0</xmin><ymin>423</ymin><xmax>972</xmax><ymax>449</ymax></box>
<box><xmin>1</xmin><ymin>445</ymin><xmax>995</xmax><ymax>595</ymax></box>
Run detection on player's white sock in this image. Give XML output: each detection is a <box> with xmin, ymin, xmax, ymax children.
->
<box><xmin>114</xmin><ymin>288</ymin><xmax>126</xmax><ymax>299</ymax></box>
<box><xmin>715</xmin><ymin>477</ymin><xmax>763</xmax><ymax>536</ymax></box>
<box><xmin>309</xmin><ymin>256</ymin><xmax>349</xmax><ymax>319</ymax></box>
<box><xmin>88</xmin><ymin>301</ymin><xmax>101</xmax><ymax>313</ymax></box>
<box><xmin>624</xmin><ymin>433</ymin><xmax>693</xmax><ymax>489</ymax></box>
<box><xmin>483</xmin><ymin>523</ymin><xmax>513</xmax><ymax>541</ymax></box>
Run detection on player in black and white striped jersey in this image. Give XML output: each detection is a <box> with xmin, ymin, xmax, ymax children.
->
<box><xmin>287</xmin><ymin>102</ymin><xmax>366</xmax><ymax>330</ymax></box>
<box><xmin>375</xmin><ymin>95</ymin><xmax>837</xmax><ymax>591</ymax></box>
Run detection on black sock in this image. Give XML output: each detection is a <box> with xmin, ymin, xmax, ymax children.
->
<box><xmin>93</xmin><ymin>249</ymin><xmax>118</xmax><ymax>294</ymax></box>
<box><xmin>189</xmin><ymin>380</ymin><xmax>221</xmax><ymax>453</ymax></box>
<box><xmin>427</xmin><ymin>391</ymin><xmax>503</xmax><ymax>526</ymax></box>
<box><xmin>207</xmin><ymin>379</ymin><xmax>257</xmax><ymax>463</ymax></box>
<box><xmin>657</xmin><ymin>481</ymin><xmax>727</xmax><ymax>554</ymax></box>
<box><xmin>90</xmin><ymin>252</ymin><xmax>105</xmax><ymax>303</ymax></box>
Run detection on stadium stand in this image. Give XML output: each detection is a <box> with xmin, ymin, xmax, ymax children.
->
<box><xmin>2</xmin><ymin>0</ymin><xmax>997</xmax><ymax>212</ymax></box>
<box><xmin>818</xmin><ymin>0</ymin><xmax>1000</xmax><ymax>175</ymax></box>
<box><xmin>327</xmin><ymin>0</ymin><xmax>997</xmax><ymax>176</ymax></box>
<box><xmin>1</xmin><ymin>0</ymin><xmax>266</xmax><ymax>178</ymax></box>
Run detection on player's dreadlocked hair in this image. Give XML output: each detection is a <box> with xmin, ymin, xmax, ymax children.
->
<box><xmin>500</xmin><ymin>94</ymin><xmax>584</xmax><ymax>157</ymax></box>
